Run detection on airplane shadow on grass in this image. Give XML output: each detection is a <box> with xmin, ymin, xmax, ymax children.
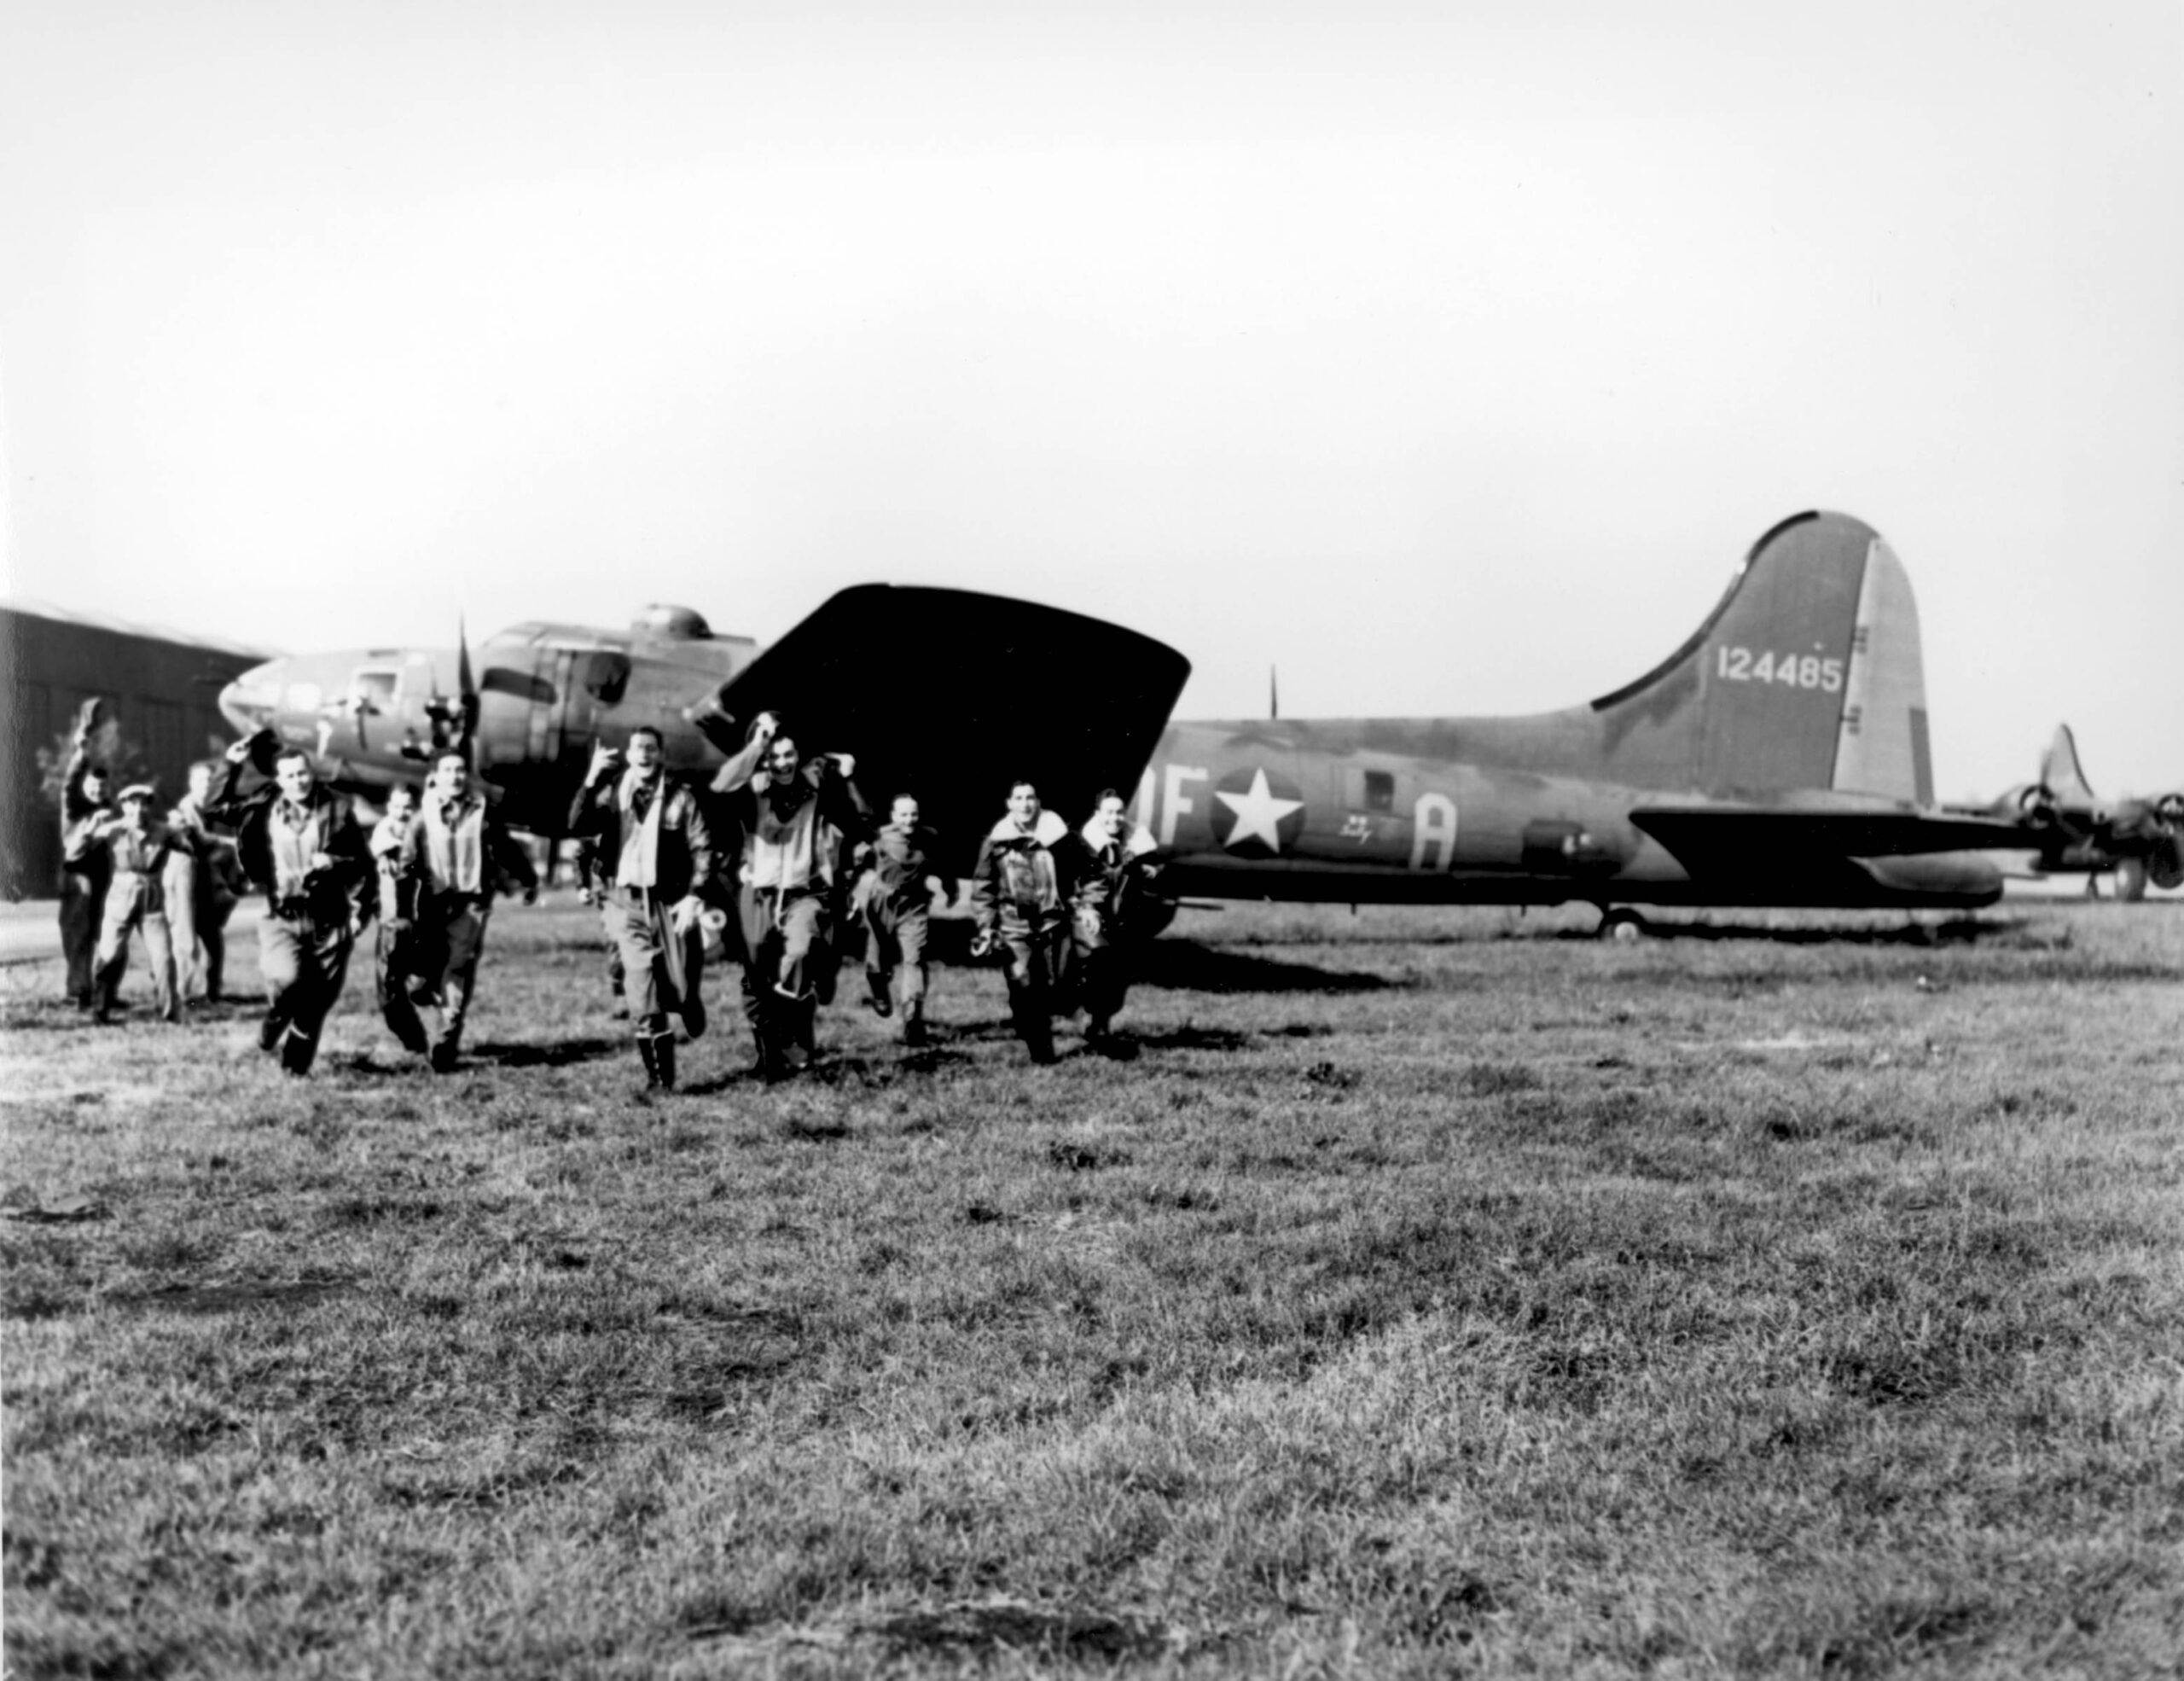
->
<box><xmin>462</xmin><ymin>1036</ymin><xmax>628</xmax><ymax>1069</ymax></box>
<box><xmin>1559</xmin><ymin>914</ymin><xmax>2031</xmax><ymax>946</ymax></box>
<box><xmin>2</xmin><ymin>997</ymin><xmax>253</xmax><ymax>1033</ymax></box>
<box><xmin>328</xmin><ymin>1038</ymin><xmax>630</xmax><ymax>1078</ymax></box>
<box><xmin>1130</xmin><ymin>939</ymin><xmax>1394</xmax><ymax>995</ymax></box>
<box><xmin>678</xmin><ymin>1041</ymin><xmax>979</xmax><ymax>1100</ymax></box>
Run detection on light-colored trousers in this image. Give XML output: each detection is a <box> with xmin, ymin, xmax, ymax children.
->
<box><xmin>95</xmin><ymin>872</ymin><xmax>179</xmax><ymax>1021</ymax></box>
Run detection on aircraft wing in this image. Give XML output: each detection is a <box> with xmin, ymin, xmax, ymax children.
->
<box><xmin>707</xmin><ymin>585</ymin><xmax>1191</xmax><ymax>875</ymax></box>
<box><xmin>1629</xmin><ymin>806</ymin><xmax>2036</xmax><ymax>871</ymax></box>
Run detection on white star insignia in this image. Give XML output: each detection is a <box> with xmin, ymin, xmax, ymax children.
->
<box><xmin>1214</xmin><ymin>768</ymin><xmax>1304</xmax><ymax>852</ymax></box>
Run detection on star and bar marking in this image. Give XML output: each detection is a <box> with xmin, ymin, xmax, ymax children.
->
<box><xmin>1212</xmin><ymin>766</ymin><xmax>1306</xmax><ymax>854</ymax></box>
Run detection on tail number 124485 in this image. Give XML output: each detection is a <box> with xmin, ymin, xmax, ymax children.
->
<box><xmin>1716</xmin><ymin>647</ymin><xmax>1844</xmax><ymax>691</ymax></box>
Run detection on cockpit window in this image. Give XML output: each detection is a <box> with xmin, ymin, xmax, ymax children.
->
<box><xmin>1362</xmin><ymin>771</ymin><xmax>1395</xmax><ymax>812</ymax></box>
<box><xmin>581</xmin><ymin>651</ymin><xmax>631</xmax><ymax>705</ymax></box>
<box><xmin>353</xmin><ymin>668</ymin><xmax>398</xmax><ymax>713</ymax></box>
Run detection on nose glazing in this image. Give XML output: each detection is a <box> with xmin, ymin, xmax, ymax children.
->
<box><xmin>218</xmin><ymin>660</ymin><xmax>285</xmax><ymax>734</ymax></box>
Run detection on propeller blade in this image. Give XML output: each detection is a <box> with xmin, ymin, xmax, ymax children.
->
<box><xmin>456</xmin><ymin>613</ymin><xmax>481</xmax><ymax>759</ymax></box>
<box><xmin>457</xmin><ymin>613</ymin><xmax>477</xmax><ymax>701</ymax></box>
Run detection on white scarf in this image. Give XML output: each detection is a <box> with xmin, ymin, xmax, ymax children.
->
<box><xmin>615</xmin><ymin>771</ymin><xmax>667</xmax><ymax>889</ymax></box>
<box><xmin>1079</xmin><ymin>814</ymin><xmax>1158</xmax><ymax>858</ymax></box>
<box><xmin>985</xmin><ymin>809</ymin><xmax>1071</xmax><ymax>846</ymax></box>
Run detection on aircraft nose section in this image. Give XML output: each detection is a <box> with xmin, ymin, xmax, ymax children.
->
<box><xmin>219</xmin><ymin>659</ymin><xmax>285</xmax><ymax>736</ymax></box>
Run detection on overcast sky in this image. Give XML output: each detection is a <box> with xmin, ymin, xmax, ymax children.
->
<box><xmin>3</xmin><ymin>1</ymin><xmax>2178</xmax><ymax>800</ymax></box>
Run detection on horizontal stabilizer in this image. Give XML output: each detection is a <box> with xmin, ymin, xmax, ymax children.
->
<box><xmin>711</xmin><ymin>586</ymin><xmax>1190</xmax><ymax>875</ymax></box>
<box><xmin>1631</xmin><ymin>806</ymin><xmax>2033</xmax><ymax>870</ymax></box>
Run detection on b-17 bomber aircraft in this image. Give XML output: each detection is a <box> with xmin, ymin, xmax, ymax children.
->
<box><xmin>1126</xmin><ymin>510</ymin><xmax>2036</xmax><ymax>932</ymax></box>
<box><xmin>220</xmin><ymin>511</ymin><xmax>2042</xmax><ymax>931</ymax></box>
<box><xmin>1959</xmin><ymin>724</ymin><xmax>2183</xmax><ymax>901</ymax></box>
<box><xmin>218</xmin><ymin>591</ymin><xmax>1192</xmax><ymax>878</ymax></box>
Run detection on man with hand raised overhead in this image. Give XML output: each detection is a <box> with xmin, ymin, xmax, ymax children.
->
<box><xmin>708</xmin><ymin>712</ymin><xmax>868</xmax><ymax>1082</ymax></box>
<box><xmin>206</xmin><ymin>732</ymin><xmax>373</xmax><ymax>1076</ymax></box>
<box><xmin>57</xmin><ymin>699</ymin><xmax>115</xmax><ymax>1009</ymax></box>
<box><xmin>567</xmin><ymin>726</ymin><xmax>714</xmax><ymax>1093</ymax></box>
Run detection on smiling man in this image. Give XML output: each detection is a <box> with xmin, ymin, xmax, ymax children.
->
<box><xmin>57</xmin><ymin>699</ymin><xmax>115</xmax><ymax>1009</ymax></box>
<box><xmin>164</xmin><ymin>761</ymin><xmax>243</xmax><ymax>1005</ymax></box>
<box><xmin>854</xmin><ymin>792</ymin><xmax>950</xmax><ymax>1049</ymax></box>
<box><xmin>393</xmin><ymin>753</ymin><xmax>537</xmax><ymax>1073</ymax></box>
<box><xmin>567</xmin><ymin>726</ymin><xmax>713</xmax><ymax>1093</ymax></box>
<box><xmin>971</xmin><ymin>778</ymin><xmax>1077</xmax><ymax>1065</ymax></box>
<box><xmin>1071</xmin><ymin>788</ymin><xmax>1162</xmax><ymax>1048</ymax></box>
<box><xmin>206</xmin><ymin>735</ymin><xmax>373</xmax><ymax>1076</ymax></box>
<box><xmin>84</xmin><ymin>782</ymin><xmax>186</xmax><ymax>1025</ymax></box>
<box><xmin>711</xmin><ymin>712</ymin><xmax>868</xmax><ymax>1081</ymax></box>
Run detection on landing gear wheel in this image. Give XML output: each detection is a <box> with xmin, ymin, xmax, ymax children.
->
<box><xmin>1596</xmin><ymin>907</ymin><xmax>1645</xmax><ymax>943</ymax></box>
<box><xmin>2112</xmin><ymin>858</ymin><xmax>2148</xmax><ymax>903</ymax></box>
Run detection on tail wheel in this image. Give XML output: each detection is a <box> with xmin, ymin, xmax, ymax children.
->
<box><xmin>1596</xmin><ymin>906</ymin><xmax>1646</xmax><ymax>942</ymax></box>
<box><xmin>2113</xmin><ymin>858</ymin><xmax>2149</xmax><ymax>902</ymax></box>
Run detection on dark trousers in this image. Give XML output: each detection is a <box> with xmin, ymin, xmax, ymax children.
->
<box><xmin>59</xmin><ymin>866</ymin><xmax>107</xmax><ymax>1003</ymax></box>
<box><xmin>998</xmin><ymin>920</ymin><xmax>1071</xmax><ymax>1061</ymax></box>
<box><xmin>739</xmin><ymin>887</ymin><xmax>829</xmax><ymax>1057</ymax></box>
<box><xmin>377</xmin><ymin>922</ymin><xmax>428</xmax><ymax>1053</ymax></box>
<box><xmin>381</xmin><ymin>898</ymin><xmax>488</xmax><ymax>1058</ymax></box>
<box><xmin>258</xmin><ymin>909</ymin><xmax>355</xmax><ymax>1074</ymax></box>
<box><xmin>1074</xmin><ymin>939</ymin><xmax>1129</xmax><ymax>1029</ymax></box>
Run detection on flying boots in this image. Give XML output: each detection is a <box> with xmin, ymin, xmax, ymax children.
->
<box><xmin>636</xmin><ymin>1015</ymin><xmax>677</xmax><ymax>1092</ymax></box>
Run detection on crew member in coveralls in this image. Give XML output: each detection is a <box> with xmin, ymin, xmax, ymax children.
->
<box><xmin>57</xmin><ymin>700</ymin><xmax>114</xmax><ymax>1009</ymax></box>
<box><xmin>1072</xmin><ymin>788</ymin><xmax>1162</xmax><ymax>1048</ymax></box>
<box><xmin>853</xmin><ymin>793</ymin><xmax>950</xmax><ymax>1048</ymax></box>
<box><xmin>206</xmin><ymin>734</ymin><xmax>374</xmax><ymax>1076</ymax></box>
<box><xmin>566</xmin><ymin>725</ymin><xmax>713</xmax><ymax>1092</ymax></box>
<box><xmin>163</xmin><ymin>761</ymin><xmax>244</xmax><ymax>1004</ymax></box>
<box><xmin>710</xmin><ymin>713</ymin><xmax>868</xmax><ymax>1081</ymax></box>
<box><xmin>970</xmin><ymin>778</ymin><xmax>1077</xmax><ymax>1064</ymax></box>
<box><xmin>85</xmin><ymin>782</ymin><xmax>189</xmax><ymax>1024</ymax></box>
<box><xmin>368</xmin><ymin>783</ymin><xmax>425</xmax><ymax>1050</ymax></box>
<box><xmin>395</xmin><ymin>753</ymin><xmax>537</xmax><ymax>1072</ymax></box>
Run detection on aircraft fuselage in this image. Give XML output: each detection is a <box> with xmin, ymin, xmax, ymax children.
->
<box><xmin>1133</xmin><ymin>717</ymin><xmax>2004</xmax><ymax>910</ymax></box>
<box><xmin>218</xmin><ymin>613</ymin><xmax>754</xmax><ymax>831</ymax></box>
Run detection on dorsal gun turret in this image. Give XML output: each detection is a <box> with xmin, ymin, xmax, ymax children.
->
<box><xmin>632</xmin><ymin>605</ymin><xmax>712</xmax><ymax>640</ymax></box>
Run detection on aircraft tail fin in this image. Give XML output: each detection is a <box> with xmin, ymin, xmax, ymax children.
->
<box><xmin>2038</xmin><ymin>724</ymin><xmax>2100</xmax><ymax>809</ymax></box>
<box><xmin>1590</xmin><ymin>511</ymin><xmax>1934</xmax><ymax>803</ymax></box>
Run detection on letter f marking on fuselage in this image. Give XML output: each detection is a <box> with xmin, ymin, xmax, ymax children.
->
<box><xmin>1160</xmin><ymin>764</ymin><xmax>1208</xmax><ymax>847</ymax></box>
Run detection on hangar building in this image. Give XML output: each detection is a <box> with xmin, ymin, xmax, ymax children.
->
<box><xmin>1</xmin><ymin>602</ymin><xmax>269</xmax><ymax>899</ymax></box>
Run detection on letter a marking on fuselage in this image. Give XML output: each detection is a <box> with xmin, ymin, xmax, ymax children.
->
<box><xmin>1411</xmin><ymin>792</ymin><xmax>1458</xmax><ymax>870</ymax></box>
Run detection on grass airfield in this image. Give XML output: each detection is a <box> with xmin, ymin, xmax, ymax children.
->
<box><xmin>4</xmin><ymin>898</ymin><xmax>2181</xmax><ymax>1678</ymax></box>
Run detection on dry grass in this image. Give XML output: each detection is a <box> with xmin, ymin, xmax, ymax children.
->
<box><xmin>4</xmin><ymin>898</ymin><xmax>2182</xmax><ymax>1678</ymax></box>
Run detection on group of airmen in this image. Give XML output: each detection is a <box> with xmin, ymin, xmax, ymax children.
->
<box><xmin>55</xmin><ymin>701</ymin><xmax>1164</xmax><ymax>1090</ymax></box>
